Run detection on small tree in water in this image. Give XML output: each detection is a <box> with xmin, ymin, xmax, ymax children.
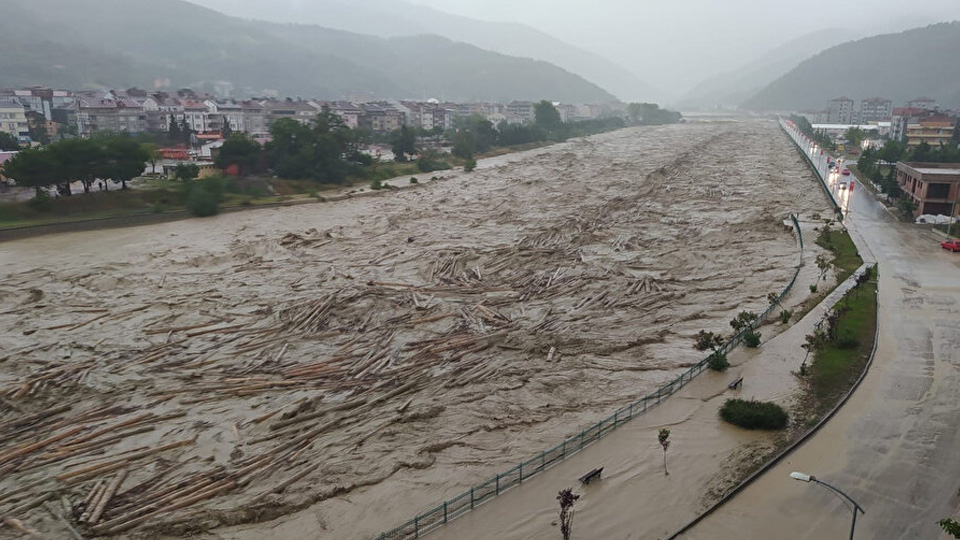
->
<box><xmin>557</xmin><ymin>488</ymin><xmax>580</xmax><ymax>540</ymax></box>
<box><xmin>694</xmin><ymin>330</ymin><xmax>728</xmax><ymax>371</ymax></box>
<box><xmin>658</xmin><ymin>428</ymin><xmax>671</xmax><ymax>475</ymax></box>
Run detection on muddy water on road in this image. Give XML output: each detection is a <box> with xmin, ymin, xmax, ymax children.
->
<box><xmin>0</xmin><ymin>119</ymin><xmax>828</xmax><ymax>540</ymax></box>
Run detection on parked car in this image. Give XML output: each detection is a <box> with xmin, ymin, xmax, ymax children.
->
<box><xmin>941</xmin><ymin>239</ymin><xmax>960</xmax><ymax>252</ymax></box>
<box><xmin>842</xmin><ymin>169</ymin><xmax>851</xmax><ymax>176</ymax></box>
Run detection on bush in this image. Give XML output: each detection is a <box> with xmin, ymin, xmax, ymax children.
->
<box><xmin>719</xmin><ymin>399</ymin><xmax>788</xmax><ymax>430</ymax></box>
<box><xmin>26</xmin><ymin>191</ymin><xmax>52</xmax><ymax>212</ymax></box>
<box><xmin>836</xmin><ymin>336</ymin><xmax>860</xmax><ymax>349</ymax></box>
<box><xmin>184</xmin><ymin>178</ymin><xmax>224</xmax><ymax>217</ymax></box>
<box><xmin>780</xmin><ymin>310</ymin><xmax>792</xmax><ymax>324</ymax></box>
<box><xmin>810</xmin><ymin>284</ymin><xmax>818</xmax><ymax>293</ymax></box>
<box><xmin>464</xmin><ymin>159</ymin><xmax>477</xmax><ymax>173</ymax></box>
<box><xmin>743</xmin><ymin>331</ymin><xmax>762</xmax><ymax>348</ymax></box>
<box><xmin>370</xmin><ymin>179</ymin><xmax>383</xmax><ymax>191</ymax></box>
<box><xmin>410</xmin><ymin>177</ymin><xmax>418</xmax><ymax>184</ymax></box>
<box><xmin>708</xmin><ymin>352</ymin><xmax>730</xmax><ymax>371</ymax></box>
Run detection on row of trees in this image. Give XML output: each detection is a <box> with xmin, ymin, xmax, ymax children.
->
<box><xmin>4</xmin><ymin>136</ymin><xmax>152</xmax><ymax>195</ymax></box>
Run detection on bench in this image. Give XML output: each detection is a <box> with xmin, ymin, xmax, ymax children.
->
<box><xmin>728</xmin><ymin>377</ymin><xmax>743</xmax><ymax>390</ymax></box>
<box><xmin>579</xmin><ymin>467</ymin><xmax>603</xmax><ymax>484</ymax></box>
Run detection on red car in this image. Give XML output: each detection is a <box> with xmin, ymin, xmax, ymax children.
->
<box><xmin>942</xmin><ymin>239</ymin><xmax>960</xmax><ymax>252</ymax></box>
<box><xmin>842</xmin><ymin>169</ymin><xmax>851</xmax><ymax>176</ymax></box>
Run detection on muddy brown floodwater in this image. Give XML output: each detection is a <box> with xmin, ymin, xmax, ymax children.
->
<box><xmin>0</xmin><ymin>119</ymin><xmax>829</xmax><ymax>540</ymax></box>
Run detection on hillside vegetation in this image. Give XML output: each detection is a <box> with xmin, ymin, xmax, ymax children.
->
<box><xmin>0</xmin><ymin>0</ymin><xmax>615</xmax><ymax>103</ymax></box>
<box><xmin>744</xmin><ymin>22</ymin><xmax>960</xmax><ymax>110</ymax></box>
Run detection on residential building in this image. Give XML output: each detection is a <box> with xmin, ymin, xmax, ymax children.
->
<box><xmin>826</xmin><ymin>97</ymin><xmax>856</xmax><ymax>124</ymax></box>
<box><xmin>908</xmin><ymin>97</ymin><xmax>939</xmax><ymax>111</ymax></box>
<box><xmin>905</xmin><ymin>115</ymin><xmax>957</xmax><ymax>148</ymax></box>
<box><xmin>358</xmin><ymin>102</ymin><xmax>405</xmax><ymax>133</ymax></box>
<box><xmin>205</xmin><ymin>100</ymin><xmax>245</xmax><ymax>133</ymax></box>
<box><xmin>140</xmin><ymin>93</ymin><xmax>183</xmax><ymax>133</ymax></box>
<box><xmin>506</xmin><ymin>101</ymin><xmax>535</xmax><ymax>124</ymax></box>
<box><xmin>558</xmin><ymin>104</ymin><xmax>580</xmax><ymax>123</ymax></box>
<box><xmin>262</xmin><ymin>99</ymin><xmax>320</xmax><ymax>126</ymax></box>
<box><xmin>180</xmin><ymin>100</ymin><xmax>213</xmax><ymax>133</ymax></box>
<box><xmin>891</xmin><ymin>107</ymin><xmax>926</xmax><ymax>142</ymax></box>
<box><xmin>240</xmin><ymin>101</ymin><xmax>268</xmax><ymax>135</ymax></box>
<box><xmin>859</xmin><ymin>97</ymin><xmax>892</xmax><ymax>123</ymax></box>
<box><xmin>0</xmin><ymin>99</ymin><xmax>30</xmax><ymax>143</ymax></box>
<box><xmin>896</xmin><ymin>162</ymin><xmax>960</xmax><ymax>218</ymax></box>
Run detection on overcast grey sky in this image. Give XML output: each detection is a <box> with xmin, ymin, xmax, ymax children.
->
<box><xmin>406</xmin><ymin>0</ymin><xmax>960</xmax><ymax>94</ymax></box>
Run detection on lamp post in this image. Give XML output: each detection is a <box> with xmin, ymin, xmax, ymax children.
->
<box><xmin>790</xmin><ymin>472</ymin><xmax>864</xmax><ymax>540</ymax></box>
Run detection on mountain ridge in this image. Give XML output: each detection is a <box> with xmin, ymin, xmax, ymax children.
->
<box><xmin>0</xmin><ymin>0</ymin><xmax>617</xmax><ymax>103</ymax></box>
<box><xmin>743</xmin><ymin>22</ymin><xmax>960</xmax><ymax>111</ymax></box>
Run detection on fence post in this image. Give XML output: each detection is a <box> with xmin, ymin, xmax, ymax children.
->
<box><xmin>414</xmin><ymin>516</ymin><xmax>419</xmax><ymax>538</ymax></box>
<box><xmin>470</xmin><ymin>487</ymin><xmax>475</xmax><ymax>509</ymax></box>
<box><xmin>597</xmin><ymin>419</ymin><xmax>603</xmax><ymax>438</ymax></box>
<box><xmin>519</xmin><ymin>462</ymin><xmax>524</xmax><ymax>482</ymax></box>
<box><xmin>496</xmin><ymin>473</ymin><xmax>500</xmax><ymax>495</ymax></box>
<box><xmin>643</xmin><ymin>397</ymin><xmax>648</xmax><ymax>412</ymax></box>
<box><xmin>614</xmin><ymin>409</ymin><xmax>619</xmax><ymax>426</ymax></box>
<box><xmin>443</xmin><ymin>502</ymin><xmax>448</xmax><ymax>523</ymax></box>
<box><xmin>629</xmin><ymin>402</ymin><xmax>633</xmax><ymax>418</ymax></box>
<box><xmin>541</xmin><ymin>450</ymin><xmax>545</xmax><ymax>471</ymax></box>
<box><xmin>562</xmin><ymin>439</ymin><xmax>567</xmax><ymax>457</ymax></box>
<box><xmin>580</xmin><ymin>430</ymin><xmax>584</xmax><ymax>448</ymax></box>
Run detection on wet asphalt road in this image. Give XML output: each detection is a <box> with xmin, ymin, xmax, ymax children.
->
<box><xmin>682</xmin><ymin>168</ymin><xmax>960</xmax><ymax>539</ymax></box>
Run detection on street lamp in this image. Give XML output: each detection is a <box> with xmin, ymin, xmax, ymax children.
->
<box><xmin>790</xmin><ymin>472</ymin><xmax>865</xmax><ymax>540</ymax></box>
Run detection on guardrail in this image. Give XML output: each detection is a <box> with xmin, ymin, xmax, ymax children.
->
<box><xmin>371</xmin><ymin>215</ymin><xmax>805</xmax><ymax>540</ymax></box>
<box><xmin>778</xmin><ymin>118</ymin><xmax>843</xmax><ymax>219</ymax></box>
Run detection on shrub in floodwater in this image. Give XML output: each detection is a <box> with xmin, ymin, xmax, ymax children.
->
<box><xmin>464</xmin><ymin>158</ymin><xmax>477</xmax><ymax>172</ymax></box>
<box><xmin>780</xmin><ymin>309</ymin><xmax>792</xmax><ymax>324</ymax></box>
<box><xmin>370</xmin><ymin>179</ymin><xmax>383</xmax><ymax>190</ymax></box>
<box><xmin>720</xmin><ymin>399</ymin><xmax>788</xmax><ymax>430</ymax></box>
<box><xmin>708</xmin><ymin>352</ymin><xmax>730</xmax><ymax>371</ymax></box>
<box><xmin>810</xmin><ymin>284</ymin><xmax>818</xmax><ymax>293</ymax></box>
<box><xmin>743</xmin><ymin>330</ymin><xmax>762</xmax><ymax>348</ymax></box>
<box><xmin>410</xmin><ymin>177</ymin><xmax>418</xmax><ymax>184</ymax></box>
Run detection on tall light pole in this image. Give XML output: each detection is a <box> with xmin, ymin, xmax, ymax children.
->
<box><xmin>790</xmin><ymin>472</ymin><xmax>865</xmax><ymax>540</ymax></box>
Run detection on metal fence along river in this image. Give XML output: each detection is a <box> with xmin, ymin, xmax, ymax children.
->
<box><xmin>372</xmin><ymin>215</ymin><xmax>805</xmax><ymax>540</ymax></box>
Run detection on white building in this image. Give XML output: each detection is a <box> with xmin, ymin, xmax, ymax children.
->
<box><xmin>0</xmin><ymin>99</ymin><xmax>30</xmax><ymax>143</ymax></box>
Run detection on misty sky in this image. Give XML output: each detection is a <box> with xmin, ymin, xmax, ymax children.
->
<box><xmin>407</xmin><ymin>0</ymin><xmax>960</xmax><ymax>95</ymax></box>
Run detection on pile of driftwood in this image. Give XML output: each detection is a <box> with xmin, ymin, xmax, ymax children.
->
<box><xmin>0</xmin><ymin>214</ymin><xmax>684</xmax><ymax>537</ymax></box>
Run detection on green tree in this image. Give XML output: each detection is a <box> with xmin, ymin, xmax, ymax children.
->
<box><xmin>101</xmin><ymin>138</ymin><xmax>150</xmax><ymax>189</ymax></box>
<box><xmin>50</xmin><ymin>138</ymin><xmax>103</xmax><ymax>194</ymax></box>
<box><xmin>391</xmin><ymin>125</ymin><xmax>418</xmax><ymax>162</ymax></box>
<box><xmin>1</xmin><ymin>147</ymin><xmax>53</xmax><ymax>194</ymax></box>
<box><xmin>694</xmin><ymin>330</ymin><xmax>729</xmax><ymax>371</ymax></box>
<box><xmin>534</xmin><ymin>100</ymin><xmax>562</xmax><ymax>132</ymax></box>
<box><xmin>168</xmin><ymin>115</ymin><xmax>182</xmax><ymax>143</ymax></box>
<box><xmin>173</xmin><ymin>163</ymin><xmax>200</xmax><ymax>181</ymax></box>
<box><xmin>877</xmin><ymin>139</ymin><xmax>907</xmax><ymax>164</ymax></box>
<box><xmin>142</xmin><ymin>143</ymin><xmax>161</xmax><ymax>175</ymax></box>
<box><xmin>216</xmin><ymin>133</ymin><xmax>261</xmax><ymax>176</ymax></box>
<box><xmin>941</xmin><ymin>518</ymin><xmax>960</xmax><ymax>538</ymax></box>
<box><xmin>658</xmin><ymin>428</ymin><xmax>671</xmax><ymax>475</ymax></box>
<box><xmin>452</xmin><ymin>130</ymin><xmax>476</xmax><ymax>159</ymax></box>
<box><xmin>0</xmin><ymin>131</ymin><xmax>20</xmax><ymax>151</ymax></box>
<box><xmin>844</xmin><ymin>127</ymin><xmax>866</xmax><ymax>148</ymax></box>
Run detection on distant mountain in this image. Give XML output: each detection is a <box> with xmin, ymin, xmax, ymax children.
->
<box><xmin>188</xmin><ymin>0</ymin><xmax>662</xmax><ymax>102</ymax></box>
<box><xmin>743</xmin><ymin>22</ymin><xmax>960</xmax><ymax>111</ymax></box>
<box><xmin>0</xmin><ymin>0</ymin><xmax>616</xmax><ymax>104</ymax></box>
<box><xmin>676</xmin><ymin>29</ymin><xmax>857</xmax><ymax>110</ymax></box>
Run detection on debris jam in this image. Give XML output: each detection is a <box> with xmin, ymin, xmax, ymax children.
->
<box><xmin>0</xmin><ymin>120</ymin><xmax>828</xmax><ymax>539</ymax></box>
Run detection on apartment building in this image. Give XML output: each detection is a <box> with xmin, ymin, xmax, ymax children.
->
<box><xmin>859</xmin><ymin>97</ymin><xmax>893</xmax><ymax>123</ymax></box>
<box><xmin>0</xmin><ymin>99</ymin><xmax>30</xmax><ymax>143</ymax></box>
<box><xmin>827</xmin><ymin>97</ymin><xmax>856</xmax><ymax>124</ymax></box>
<box><xmin>905</xmin><ymin>116</ymin><xmax>957</xmax><ymax>147</ymax></box>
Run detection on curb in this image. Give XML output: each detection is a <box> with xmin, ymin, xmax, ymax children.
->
<box><xmin>663</xmin><ymin>266</ymin><xmax>880</xmax><ymax>539</ymax></box>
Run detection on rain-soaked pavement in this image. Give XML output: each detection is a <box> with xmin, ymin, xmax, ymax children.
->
<box><xmin>681</xmin><ymin>158</ymin><xmax>960</xmax><ymax>539</ymax></box>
